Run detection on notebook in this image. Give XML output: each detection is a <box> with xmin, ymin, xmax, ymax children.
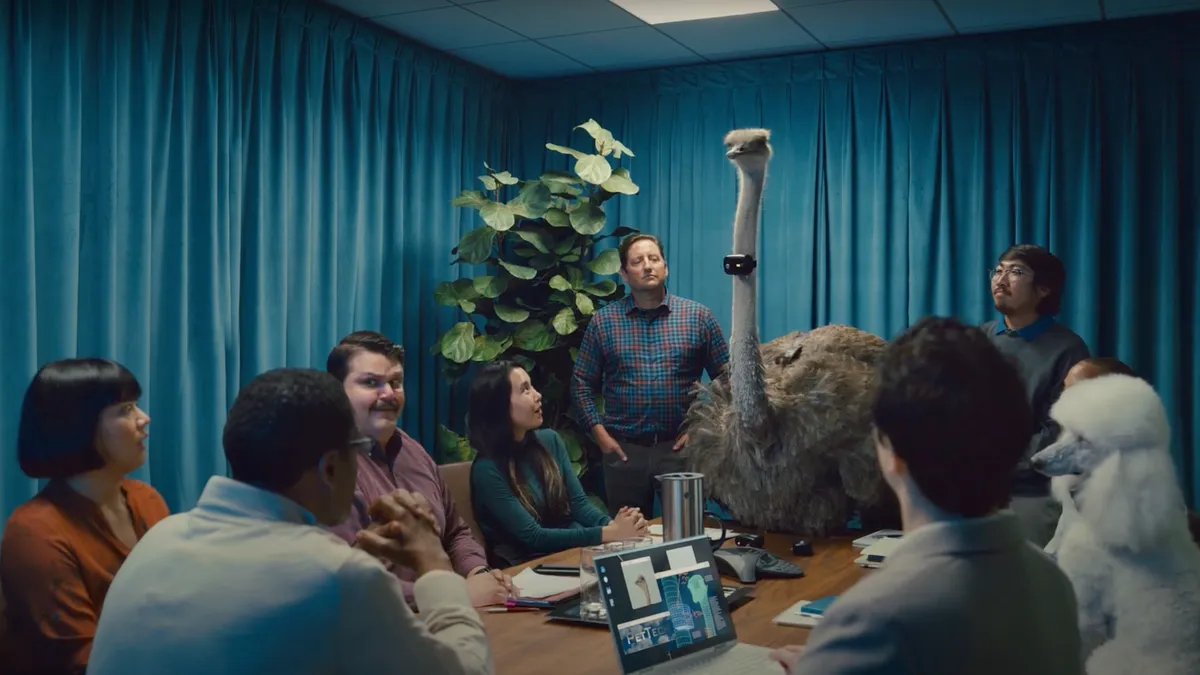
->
<box><xmin>593</xmin><ymin>535</ymin><xmax>778</xmax><ymax>674</ymax></box>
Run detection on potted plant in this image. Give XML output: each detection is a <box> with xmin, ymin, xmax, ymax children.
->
<box><xmin>431</xmin><ymin>120</ymin><xmax>640</xmax><ymax>497</ymax></box>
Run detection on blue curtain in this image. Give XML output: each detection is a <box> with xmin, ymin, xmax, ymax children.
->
<box><xmin>512</xmin><ymin>14</ymin><xmax>1200</xmax><ymax>508</ymax></box>
<box><xmin>0</xmin><ymin>0</ymin><xmax>508</xmax><ymax>518</ymax></box>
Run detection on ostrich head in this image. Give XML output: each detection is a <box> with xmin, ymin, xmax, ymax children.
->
<box><xmin>724</xmin><ymin>128</ymin><xmax>772</xmax><ymax>174</ymax></box>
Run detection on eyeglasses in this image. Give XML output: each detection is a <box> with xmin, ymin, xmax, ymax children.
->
<box><xmin>990</xmin><ymin>266</ymin><xmax>1029</xmax><ymax>281</ymax></box>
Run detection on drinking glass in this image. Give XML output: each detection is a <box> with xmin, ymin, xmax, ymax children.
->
<box><xmin>579</xmin><ymin>541</ymin><xmax>629</xmax><ymax>620</ymax></box>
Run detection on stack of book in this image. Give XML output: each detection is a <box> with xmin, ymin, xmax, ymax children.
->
<box><xmin>772</xmin><ymin>595</ymin><xmax>838</xmax><ymax>628</ymax></box>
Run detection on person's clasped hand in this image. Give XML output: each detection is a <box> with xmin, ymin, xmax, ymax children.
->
<box><xmin>355</xmin><ymin>490</ymin><xmax>451</xmax><ymax>576</ymax></box>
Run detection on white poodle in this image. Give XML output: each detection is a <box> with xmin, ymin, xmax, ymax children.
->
<box><xmin>1030</xmin><ymin>374</ymin><xmax>1200</xmax><ymax>675</ymax></box>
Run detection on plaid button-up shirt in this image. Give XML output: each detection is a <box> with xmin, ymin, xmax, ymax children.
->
<box><xmin>571</xmin><ymin>293</ymin><xmax>729</xmax><ymax>439</ymax></box>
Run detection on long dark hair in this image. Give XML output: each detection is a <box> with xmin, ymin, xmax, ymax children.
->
<box><xmin>467</xmin><ymin>361</ymin><xmax>569</xmax><ymax>520</ymax></box>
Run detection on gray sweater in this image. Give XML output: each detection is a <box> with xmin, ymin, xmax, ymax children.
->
<box><xmin>981</xmin><ymin>317</ymin><xmax>1090</xmax><ymax>495</ymax></box>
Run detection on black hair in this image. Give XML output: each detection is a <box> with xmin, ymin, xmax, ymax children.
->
<box><xmin>998</xmin><ymin>244</ymin><xmax>1066</xmax><ymax>315</ymax></box>
<box><xmin>872</xmin><ymin>317</ymin><xmax>1033</xmax><ymax>517</ymax></box>
<box><xmin>467</xmin><ymin>361</ymin><xmax>568</xmax><ymax>520</ymax></box>
<box><xmin>326</xmin><ymin>330</ymin><xmax>404</xmax><ymax>383</ymax></box>
<box><xmin>17</xmin><ymin>358</ymin><xmax>142</xmax><ymax>479</ymax></box>
<box><xmin>223</xmin><ymin>368</ymin><xmax>358</xmax><ymax>493</ymax></box>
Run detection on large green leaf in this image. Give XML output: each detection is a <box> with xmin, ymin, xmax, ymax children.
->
<box><xmin>457</xmin><ymin>227</ymin><xmax>495</xmax><ymax>264</ymax></box>
<box><xmin>478</xmin><ymin>175</ymin><xmax>498</xmax><ymax>191</ymax></box>
<box><xmin>574</xmin><ymin>119</ymin><xmax>616</xmax><ymax>156</ymax></box>
<box><xmin>480</xmin><ymin>202</ymin><xmax>516</xmax><ymax>231</ymax></box>
<box><xmin>440</xmin><ymin>322</ymin><xmax>476</xmax><ymax>363</ymax></box>
<box><xmin>544</xmin><ymin>207</ymin><xmax>570</xmax><ymax>228</ymax></box>
<box><xmin>600</xmin><ymin>167</ymin><xmax>638</xmax><ymax>195</ymax></box>
<box><xmin>433</xmin><ymin>281</ymin><xmax>459</xmax><ymax>307</ymax></box>
<box><xmin>549</xmin><ymin>275</ymin><xmax>572</xmax><ymax>291</ymax></box>
<box><xmin>540</xmin><ymin>170</ymin><xmax>580</xmax><ymax>185</ymax></box>
<box><xmin>513</xmin><ymin>320</ymin><xmax>556</xmax><ymax>351</ymax></box>
<box><xmin>471</xmin><ymin>333</ymin><xmax>511</xmax><ymax>362</ymax></box>
<box><xmin>498</xmin><ymin>260</ymin><xmax>536</xmax><ymax>280</ymax></box>
<box><xmin>451</xmin><ymin>190</ymin><xmax>489</xmax><ymax>208</ymax></box>
<box><xmin>513</xmin><ymin>246</ymin><xmax>538</xmax><ymax>258</ymax></box>
<box><xmin>512</xmin><ymin>354</ymin><xmax>536</xmax><ymax>372</ymax></box>
<box><xmin>472</xmin><ymin>275</ymin><xmax>508</xmax><ymax>298</ymax></box>
<box><xmin>600</xmin><ymin>225</ymin><xmax>638</xmax><ymax>240</ymax></box>
<box><xmin>583</xmin><ymin>279</ymin><xmax>618</xmax><ymax>296</ymax></box>
<box><xmin>587</xmin><ymin>248</ymin><xmax>621</xmax><ymax>275</ymax></box>
<box><xmin>552</xmin><ymin>233</ymin><xmax>578</xmax><ymax>255</ymax></box>
<box><xmin>575</xmin><ymin>292</ymin><xmax>595</xmax><ymax>315</ymax></box>
<box><xmin>551</xmin><ymin>307</ymin><xmax>579</xmax><ymax>335</ymax></box>
<box><xmin>494</xmin><ymin>304</ymin><xmax>531</xmax><ymax>324</ymax></box>
<box><xmin>566</xmin><ymin>267</ymin><xmax>585</xmax><ymax>288</ymax></box>
<box><xmin>558</xmin><ymin>427</ymin><xmax>585</xmax><ymax>463</ymax></box>
<box><xmin>575</xmin><ymin>155</ymin><xmax>612</xmax><ymax>185</ymax></box>
<box><xmin>459</xmin><ymin>299</ymin><xmax>476</xmax><ymax>313</ymax></box>
<box><xmin>546</xmin><ymin>143</ymin><xmax>585</xmax><ymax>160</ymax></box>
<box><xmin>493</xmin><ymin>170</ymin><xmax>519</xmax><ymax>186</ymax></box>
<box><xmin>530</xmin><ymin>253</ymin><xmax>558</xmax><ymax>270</ymax></box>
<box><xmin>513</xmin><ymin>228</ymin><xmax>551</xmax><ymax>254</ymax></box>
<box><xmin>570</xmin><ymin>200</ymin><xmax>607</xmax><ymax>235</ymax></box>
<box><xmin>549</xmin><ymin>290</ymin><xmax>574</xmax><ymax>306</ymax></box>
<box><xmin>508</xmin><ymin>182</ymin><xmax>552</xmax><ymax>219</ymax></box>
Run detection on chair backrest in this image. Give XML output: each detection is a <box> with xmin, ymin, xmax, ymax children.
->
<box><xmin>439</xmin><ymin>462</ymin><xmax>485</xmax><ymax>548</ymax></box>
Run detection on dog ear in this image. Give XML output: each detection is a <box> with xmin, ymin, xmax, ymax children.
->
<box><xmin>1080</xmin><ymin>448</ymin><xmax>1187</xmax><ymax>552</ymax></box>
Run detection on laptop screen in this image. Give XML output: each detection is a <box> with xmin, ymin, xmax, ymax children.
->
<box><xmin>595</xmin><ymin>535</ymin><xmax>738</xmax><ymax>673</ymax></box>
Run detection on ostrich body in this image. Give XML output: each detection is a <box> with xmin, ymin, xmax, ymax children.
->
<box><xmin>683</xmin><ymin>128</ymin><xmax>894</xmax><ymax>536</ymax></box>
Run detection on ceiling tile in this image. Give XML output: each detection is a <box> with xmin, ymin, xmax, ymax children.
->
<box><xmin>538</xmin><ymin>26</ymin><xmax>700</xmax><ymax>70</ymax></box>
<box><xmin>323</xmin><ymin>0</ymin><xmax>451</xmax><ymax>17</ymax></box>
<box><xmin>371</xmin><ymin>6</ymin><xmax>524</xmax><ymax>50</ymax></box>
<box><xmin>785</xmin><ymin>0</ymin><xmax>953</xmax><ymax>46</ymax></box>
<box><xmin>453</xmin><ymin>40</ymin><xmax>594</xmax><ymax>78</ymax></box>
<box><xmin>773</xmin><ymin>0</ymin><xmax>852</xmax><ymax>6</ymax></box>
<box><xmin>657</xmin><ymin>11</ymin><xmax>822</xmax><ymax>58</ymax></box>
<box><xmin>938</xmin><ymin>0</ymin><xmax>1102</xmax><ymax>33</ymax></box>
<box><xmin>466</xmin><ymin>0</ymin><xmax>645</xmax><ymax>39</ymax></box>
<box><xmin>1104</xmin><ymin>0</ymin><xmax>1200</xmax><ymax>19</ymax></box>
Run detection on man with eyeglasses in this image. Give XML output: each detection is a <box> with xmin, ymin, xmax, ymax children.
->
<box><xmin>325</xmin><ymin>330</ymin><xmax>514</xmax><ymax>608</ymax></box>
<box><xmin>981</xmin><ymin>244</ymin><xmax>1090</xmax><ymax>546</ymax></box>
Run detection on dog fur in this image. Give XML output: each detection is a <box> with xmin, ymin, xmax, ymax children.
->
<box><xmin>1030</xmin><ymin>374</ymin><xmax>1200</xmax><ymax>675</ymax></box>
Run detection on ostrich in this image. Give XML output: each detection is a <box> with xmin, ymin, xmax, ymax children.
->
<box><xmin>682</xmin><ymin>128</ymin><xmax>896</xmax><ymax>536</ymax></box>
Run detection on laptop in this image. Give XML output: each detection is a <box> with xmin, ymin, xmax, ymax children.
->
<box><xmin>593</xmin><ymin>535</ymin><xmax>779</xmax><ymax>674</ymax></box>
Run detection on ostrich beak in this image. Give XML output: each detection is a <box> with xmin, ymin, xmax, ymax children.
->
<box><xmin>726</xmin><ymin>146</ymin><xmax>743</xmax><ymax>159</ymax></box>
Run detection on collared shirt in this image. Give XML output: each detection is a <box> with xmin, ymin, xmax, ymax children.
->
<box><xmin>328</xmin><ymin>429</ymin><xmax>488</xmax><ymax>604</ymax></box>
<box><xmin>992</xmin><ymin>313</ymin><xmax>1056</xmax><ymax>341</ymax></box>
<box><xmin>572</xmin><ymin>293</ymin><xmax>729</xmax><ymax>439</ymax></box>
<box><xmin>0</xmin><ymin>478</ymin><xmax>169</xmax><ymax>673</ymax></box>
<box><xmin>86</xmin><ymin>476</ymin><xmax>492</xmax><ymax>675</ymax></box>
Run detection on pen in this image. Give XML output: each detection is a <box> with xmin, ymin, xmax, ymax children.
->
<box><xmin>506</xmin><ymin>599</ymin><xmax>554</xmax><ymax>608</ymax></box>
<box><xmin>533</xmin><ymin>565</ymin><xmax>579</xmax><ymax>577</ymax></box>
<box><xmin>486</xmin><ymin>607</ymin><xmax>540</xmax><ymax>613</ymax></box>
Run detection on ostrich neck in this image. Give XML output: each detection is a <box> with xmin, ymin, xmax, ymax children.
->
<box><xmin>729</xmin><ymin>166</ymin><xmax>769</xmax><ymax>429</ymax></box>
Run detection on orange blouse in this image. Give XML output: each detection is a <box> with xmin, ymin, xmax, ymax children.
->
<box><xmin>0</xmin><ymin>478</ymin><xmax>169</xmax><ymax>673</ymax></box>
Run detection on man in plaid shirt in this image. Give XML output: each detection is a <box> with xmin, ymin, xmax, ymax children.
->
<box><xmin>572</xmin><ymin>234</ymin><xmax>729</xmax><ymax>516</ymax></box>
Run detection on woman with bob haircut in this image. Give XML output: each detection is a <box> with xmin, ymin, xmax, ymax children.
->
<box><xmin>467</xmin><ymin>360</ymin><xmax>646</xmax><ymax>566</ymax></box>
<box><xmin>1</xmin><ymin>358</ymin><xmax>169</xmax><ymax>674</ymax></box>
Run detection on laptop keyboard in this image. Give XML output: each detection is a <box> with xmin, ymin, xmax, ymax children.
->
<box><xmin>654</xmin><ymin>643</ymin><xmax>777</xmax><ymax>674</ymax></box>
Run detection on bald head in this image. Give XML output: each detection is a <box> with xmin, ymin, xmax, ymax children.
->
<box><xmin>1064</xmin><ymin>357</ymin><xmax>1137</xmax><ymax>389</ymax></box>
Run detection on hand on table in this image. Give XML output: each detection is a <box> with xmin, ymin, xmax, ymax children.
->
<box><xmin>768</xmin><ymin>645</ymin><xmax>805</xmax><ymax>674</ymax></box>
<box><xmin>466</xmin><ymin>568</ymin><xmax>513</xmax><ymax>607</ymax></box>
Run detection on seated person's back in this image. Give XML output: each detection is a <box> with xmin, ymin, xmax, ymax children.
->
<box><xmin>0</xmin><ymin>358</ymin><xmax>168</xmax><ymax>675</ymax></box>
<box><xmin>465</xmin><ymin>362</ymin><xmax>646</xmax><ymax>566</ymax></box>
<box><xmin>776</xmin><ymin>317</ymin><xmax>1083</xmax><ymax>675</ymax></box>
<box><xmin>86</xmin><ymin>368</ymin><xmax>491</xmax><ymax>675</ymax></box>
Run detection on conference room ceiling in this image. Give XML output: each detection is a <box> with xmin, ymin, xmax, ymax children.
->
<box><xmin>322</xmin><ymin>0</ymin><xmax>1200</xmax><ymax>79</ymax></box>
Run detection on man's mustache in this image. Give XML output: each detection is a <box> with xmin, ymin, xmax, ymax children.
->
<box><xmin>371</xmin><ymin>402</ymin><xmax>399</xmax><ymax>412</ymax></box>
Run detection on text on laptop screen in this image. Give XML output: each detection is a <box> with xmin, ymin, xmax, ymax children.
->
<box><xmin>595</xmin><ymin>536</ymin><xmax>737</xmax><ymax>672</ymax></box>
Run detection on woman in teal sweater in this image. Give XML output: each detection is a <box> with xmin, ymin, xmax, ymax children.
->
<box><xmin>468</xmin><ymin>361</ymin><xmax>647</xmax><ymax>566</ymax></box>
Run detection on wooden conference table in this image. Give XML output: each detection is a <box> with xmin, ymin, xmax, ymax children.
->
<box><xmin>482</xmin><ymin>521</ymin><xmax>868</xmax><ymax>674</ymax></box>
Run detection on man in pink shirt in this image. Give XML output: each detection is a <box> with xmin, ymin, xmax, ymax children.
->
<box><xmin>326</xmin><ymin>330</ymin><xmax>512</xmax><ymax>607</ymax></box>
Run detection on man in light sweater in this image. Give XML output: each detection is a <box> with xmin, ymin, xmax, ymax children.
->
<box><xmin>981</xmin><ymin>244</ymin><xmax>1089</xmax><ymax>546</ymax></box>
<box><xmin>87</xmin><ymin>368</ymin><xmax>492</xmax><ymax>675</ymax></box>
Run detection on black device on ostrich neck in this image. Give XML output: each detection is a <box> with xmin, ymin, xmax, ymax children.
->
<box><xmin>723</xmin><ymin>253</ymin><xmax>756</xmax><ymax>276</ymax></box>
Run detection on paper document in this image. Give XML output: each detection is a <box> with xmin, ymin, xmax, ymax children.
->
<box><xmin>510</xmin><ymin>568</ymin><xmax>580</xmax><ymax>599</ymax></box>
